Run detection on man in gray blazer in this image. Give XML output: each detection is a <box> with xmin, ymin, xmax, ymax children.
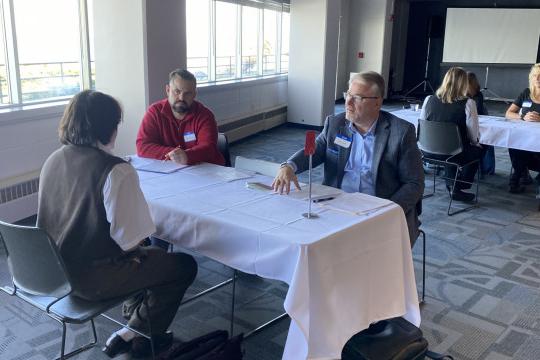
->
<box><xmin>273</xmin><ymin>71</ymin><xmax>424</xmax><ymax>246</ymax></box>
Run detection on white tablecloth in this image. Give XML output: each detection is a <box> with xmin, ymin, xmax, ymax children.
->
<box><xmin>136</xmin><ymin>162</ymin><xmax>421</xmax><ymax>360</ymax></box>
<box><xmin>392</xmin><ymin>108</ymin><xmax>540</xmax><ymax>152</ymax></box>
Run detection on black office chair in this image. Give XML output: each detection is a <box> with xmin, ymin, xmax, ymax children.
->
<box><xmin>218</xmin><ymin>132</ymin><xmax>232</xmax><ymax>167</ymax></box>
<box><xmin>0</xmin><ymin>220</ymin><xmax>155</xmax><ymax>360</ymax></box>
<box><xmin>417</xmin><ymin>119</ymin><xmax>480</xmax><ymax>216</ymax></box>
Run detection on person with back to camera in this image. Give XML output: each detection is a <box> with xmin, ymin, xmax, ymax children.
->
<box><xmin>419</xmin><ymin>67</ymin><xmax>483</xmax><ymax>203</ymax></box>
<box><xmin>467</xmin><ymin>71</ymin><xmax>495</xmax><ymax>177</ymax></box>
<box><xmin>37</xmin><ymin>90</ymin><xmax>198</xmax><ymax>358</ymax></box>
<box><xmin>505</xmin><ymin>63</ymin><xmax>540</xmax><ymax>195</ymax></box>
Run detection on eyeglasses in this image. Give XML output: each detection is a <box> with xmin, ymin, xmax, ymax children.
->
<box><xmin>343</xmin><ymin>91</ymin><xmax>379</xmax><ymax>102</ymax></box>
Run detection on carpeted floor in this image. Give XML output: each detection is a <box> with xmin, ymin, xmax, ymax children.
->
<box><xmin>2</xmin><ymin>99</ymin><xmax>540</xmax><ymax>359</ymax></box>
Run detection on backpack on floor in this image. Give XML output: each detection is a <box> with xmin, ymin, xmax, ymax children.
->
<box><xmin>158</xmin><ymin>330</ymin><xmax>243</xmax><ymax>360</ymax></box>
<box><xmin>342</xmin><ymin>317</ymin><xmax>453</xmax><ymax>360</ymax></box>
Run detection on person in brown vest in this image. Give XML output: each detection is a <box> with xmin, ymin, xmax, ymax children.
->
<box><xmin>37</xmin><ymin>90</ymin><xmax>197</xmax><ymax>358</ymax></box>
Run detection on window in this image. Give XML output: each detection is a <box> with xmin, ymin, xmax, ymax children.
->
<box><xmin>215</xmin><ymin>1</ymin><xmax>237</xmax><ymax>80</ymax></box>
<box><xmin>187</xmin><ymin>0</ymin><xmax>290</xmax><ymax>84</ymax></box>
<box><xmin>241</xmin><ymin>6</ymin><xmax>259</xmax><ymax>78</ymax></box>
<box><xmin>0</xmin><ymin>0</ymin><xmax>93</xmax><ymax>106</ymax></box>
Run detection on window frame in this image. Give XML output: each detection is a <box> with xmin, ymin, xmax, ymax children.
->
<box><xmin>187</xmin><ymin>0</ymin><xmax>290</xmax><ymax>85</ymax></box>
<box><xmin>0</xmin><ymin>0</ymin><xmax>93</xmax><ymax>109</ymax></box>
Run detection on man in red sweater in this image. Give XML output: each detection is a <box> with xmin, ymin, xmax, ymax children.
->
<box><xmin>136</xmin><ymin>69</ymin><xmax>225</xmax><ymax>166</ymax></box>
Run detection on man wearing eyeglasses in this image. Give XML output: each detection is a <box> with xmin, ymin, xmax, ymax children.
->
<box><xmin>136</xmin><ymin>69</ymin><xmax>225</xmax><ymax>165</ymax></box>
<box><xmin>273</xmin><ymin>71</ymin><xmax>424</xmax><ymax>246</ymax></box>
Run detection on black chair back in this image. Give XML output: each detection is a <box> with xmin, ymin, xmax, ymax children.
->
<box><xmin>218</xmin><ymin>133</ymin><xmax>231</xmax><ymax>167</ymax></box>
<box><xmin>417</xmin><ymin>119</ymin><xmax>463</xmax><ymax>157</ymax></box>
<box><xmin>0</xmin><ymin>220</ymin><xmax>71</xmax><ymax>298</ymax></box>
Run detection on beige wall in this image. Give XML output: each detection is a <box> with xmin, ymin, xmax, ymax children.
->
<box><xmin>346</xmin><ymin>0</ymin><xmax>393</xmax><ymax>95</ymax></box>
<box><xmin>287</xmin><ymin>0</ymin><xmax>340</xmax><ymax>126</ymax></box>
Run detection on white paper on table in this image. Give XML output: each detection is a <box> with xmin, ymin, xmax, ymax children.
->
<box><xmin>283</xmin><ymin>183</ymin><xmax>343</xmax><ymax>201</ymax></box>
<box><xmin>317</xmin><ymin>192</ymin><xmax>394</xmax><ymax>215</ymax></box>
<box><xmin>133</xmin><ymin>159</ymin><xmax>189</xmax><ymax>173</ymax></box>
<box><xmin>183</xmin><ymin>162</ymin><xmax>254</xmax><ymax>181</ymax></box>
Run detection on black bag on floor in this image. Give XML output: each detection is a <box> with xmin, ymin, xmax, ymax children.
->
<box><xmin>158</xmin><ymin>330</ymin><xmax>243</xmax><ymax>360</ymax></box>
<box><xmin>342</xmin><ymin>317</ymin><xmax>439</xmax><ymax>360</ymax></box>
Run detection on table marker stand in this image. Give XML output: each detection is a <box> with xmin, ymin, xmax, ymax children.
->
<box><xmin>302</xmin><ymin>154</ymin><xmax>318</xmax><ymax>219</ymax></box>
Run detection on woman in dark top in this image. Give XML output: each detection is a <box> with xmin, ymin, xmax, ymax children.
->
<box><xmin>505</xmin><ymin>63</ymin><xmax>540</xmax><ymax>193</ymax></box>
<box><xmin>420</xmin><ymin>67</ymin><xmax>482</xmax><ymax>202</ymax></box>
<box><xmin>467</xmin><ymin>71</ymin><xmax>495</xmax><ymax>175</ymax></box>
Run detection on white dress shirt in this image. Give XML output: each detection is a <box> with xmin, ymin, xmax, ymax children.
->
<box><xmin>98</xmin><ymin>144</ymin><xmax>156</xmax><ymax>251</ymax></box>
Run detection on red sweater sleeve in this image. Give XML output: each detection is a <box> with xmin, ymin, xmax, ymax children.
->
<box><xmin>184</xmin><ymin>110</ymin><xmax>225</xmax><ymax>166</ymax></box>
<box><xmin>136</xmin><ymin>104</ymin><xmax>176</xmax><ymax>160</ymax></box>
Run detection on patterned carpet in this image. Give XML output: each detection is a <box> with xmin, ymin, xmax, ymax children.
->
<box><xmin>2</xmin><ymin>100</ymin><xmax>540</xmax><ymax>359</ymax></box>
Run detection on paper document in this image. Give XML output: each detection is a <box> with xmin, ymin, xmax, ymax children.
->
<box><xmin>132</xmin><ymin>157</ymin><xmax>189</xmax><ymax>173</ymax></box>
<box><xmin>184</xmin><ymin>163</ymin><xmax>254</xmax><ymax>181</ymax></box>
<box><xmin>316</xmin><ymin>192</ymin><xmax>394</xmax><ymax>215</ymax></box>
<box><xmin>284</xmin><ymin>183</ymin><xmax>343</xmax><ymax>201</ymax></box>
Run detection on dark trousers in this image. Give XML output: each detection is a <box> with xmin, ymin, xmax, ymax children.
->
<box><xmin>74</xmin><ymin>246</ymin><xmax>197</xmax><ymax>336</ymax></box>
<box><xmin>508</xmin><ymin>148</ymin><xmax>540</xmax><ymax>182</ymax></box>
<box><xmin>480</xmin><ymin>145</ymin><xmax>496</xmax><ymax>175</ymax></box>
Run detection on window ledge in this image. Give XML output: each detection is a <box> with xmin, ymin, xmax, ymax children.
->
<box><xmin>0</xmin><ymin>100</ymin><xmax>68</xmax><ymax>126</ymax></box>
<box><xmin>197</xmin><ymin>74</ymin><xmax>288</xmax><ymax>93</ymax></box>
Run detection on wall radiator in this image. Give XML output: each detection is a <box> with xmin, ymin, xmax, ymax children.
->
<box><xmin>0</xmin><ymin>178</ymin><xmax>39</xmax><ymax>223</ymax></box>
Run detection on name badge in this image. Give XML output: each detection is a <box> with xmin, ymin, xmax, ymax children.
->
<box><xmin>523</xmin><ymin>100</ymin><xmax>532</xmax><ymax>108</ymax></box>
<box><xmin>183</xmin><ymin>131</ymin><xmax>196</xmax><ymax>142</ymax></box>
<box><xmin>334</xmin><ymin>134</ymin><xmax>351</xmax><ymax>149</ymax></box>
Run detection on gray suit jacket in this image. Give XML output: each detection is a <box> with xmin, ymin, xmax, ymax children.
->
<box><xmin>289</xmin><ymin>111</ymin><xmax>424</xmax><ymax>245</ymax></box>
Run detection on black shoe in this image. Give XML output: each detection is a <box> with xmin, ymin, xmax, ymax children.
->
<box><xmin>131</xmin><ymin>331</ymin><xmax>174</xmax><ymax>358</ymax></box>
<box><xmin>102</xmin><ymin>334</ymin><xmax>132</xmax><ymax>358</ymax></box>
<box><xmin>521</xmin><ymin>172</ymin><xmax>533</xmax><ymax>185</ymax></box>
<box><xmin>509</xmin><ymin>182</ymin><xmax>525</xmax><ymax>193</ymax></box>
<box><xmin>450</xmin><ymin>189</ymin><xmax>475</xmax><ymax>202</ymax></box>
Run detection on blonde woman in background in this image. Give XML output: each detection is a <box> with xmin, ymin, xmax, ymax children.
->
<box><xmin>505</xmin><ymin>63</ymin><xmax>540</xmax><ymax>194</ymax></box>
<box><xmin>419</xmin><ymin>67</ymin><xmax>483</xmax><ymax>203</ymax></box>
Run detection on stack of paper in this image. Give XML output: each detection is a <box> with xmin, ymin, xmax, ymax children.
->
<box><xmin>316</xmin><ymin>192</ymin><xmax>394</xmax><ymax>216</ymax></box>
<box><xmin>131</xmin><ymin>156</ymin><xmax>189</xmax><ymax>173</ymax></box>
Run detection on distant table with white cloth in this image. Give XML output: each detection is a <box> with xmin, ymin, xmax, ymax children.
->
<box><xmin>133</xmin><ymin>158</ymin><xmax>421</xmax><ymax>360</ymax></box>
<box><xmin>392</xmin><ymin>108</ymin><xmax>540</xmax><ymax>152</ymax></box>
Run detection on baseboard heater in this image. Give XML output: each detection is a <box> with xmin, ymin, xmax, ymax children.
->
<box><xmin>218</xmin><ymin>106</ymin><xmax>287</xmax><ymax>143</ymax></box>
<box><xmin>0</xmin><ymin>178</ymin><xmax>39</xmax><ymax>223</ymax></box>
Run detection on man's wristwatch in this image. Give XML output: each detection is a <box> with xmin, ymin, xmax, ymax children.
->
<box><xmin>280</xmin><ymin>162</ymin><xmax>291</xmax><ymax>169</ymax></box>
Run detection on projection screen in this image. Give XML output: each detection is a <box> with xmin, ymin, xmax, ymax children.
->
<box><xmin>442</xmin><ymin>8</ymin><xmax>540</xmax><ymax>64</ymax></box>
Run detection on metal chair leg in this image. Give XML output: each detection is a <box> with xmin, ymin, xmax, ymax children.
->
<box><xmin>60</xmin><ymin>322</ymin><xmax>67</xmax><ymax>360</ymax></box>
<box><xmin>54</xmin><ymin>319</ymin><xmax>98</xmax><ymax>360</ymax></box>
<box><xmin>447</xmin><ymin>164</ymin><xmax>479</xmax><ymax>216</ymax></box>
<box><xmin>420</xmin><ymin>230</ymin><xmax>426</xmax><ymax>304</ymax></box>
<box><xmin>230</xmin><ymin>270</ymin><xmax>237</xmax><ymax>337</ymax></box>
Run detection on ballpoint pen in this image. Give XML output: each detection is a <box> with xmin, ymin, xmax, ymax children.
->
<box><xmin>313</xmin><ymin>197</ymin><xmax>335</xmax><ymax>203</ymax></box>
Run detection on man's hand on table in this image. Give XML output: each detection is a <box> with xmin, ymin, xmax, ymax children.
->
<box><xmin>272</xmin><ymin>164</ymin><xmax>301</xmax><ymax>194</ymax></box>
<box><xmin>165</xmin><ymin>147</ymin><xmax>188</xmax><ymax>164</ymax></box>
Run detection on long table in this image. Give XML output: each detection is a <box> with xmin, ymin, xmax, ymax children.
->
<box><xmin>134</xmin><ymin>160</ymin><xmax>421</xmax><ymax>360</ymax></box>
<box><xmin>392</xmin><ymin>108</ymin><xmax>540</xmax><ymax>152</ymax></box>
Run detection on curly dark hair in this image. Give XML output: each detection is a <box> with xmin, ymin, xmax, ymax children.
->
<box><xmin>58</xmin><ymin>90</ymin><xmax>122</xmax><ymax>146</ymax></box>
